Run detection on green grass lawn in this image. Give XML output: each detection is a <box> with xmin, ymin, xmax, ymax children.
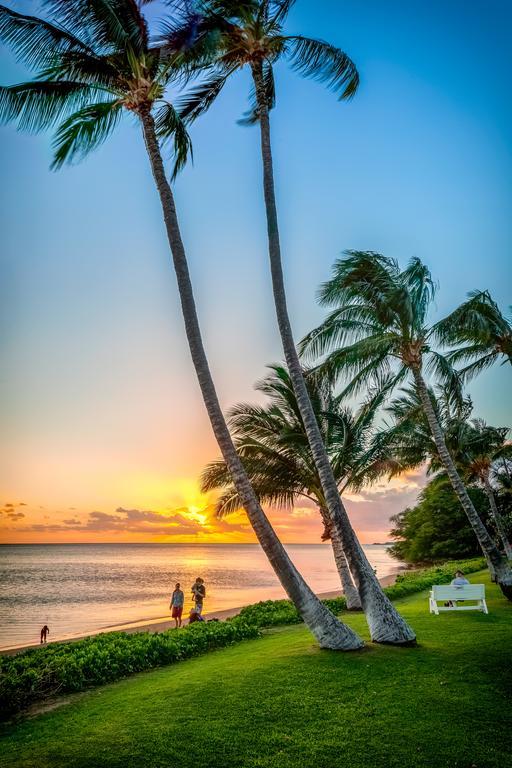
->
<box><xmin>1</xmin><ymin>570</ymin><xmax>510</xmax><ymax>768</ymax></box>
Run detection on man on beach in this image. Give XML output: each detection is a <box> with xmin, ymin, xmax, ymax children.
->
<box><xmin>170</xmin><ymin>583</ymin><xmax>185</xmax><ymax>628</ymax></box>
<box><xmin>191</xmin><ymin>577</ymin><xmax>206</xmax><ymax>615</ymax></box>
<box><xmin>40</xmin><ymin>625</ymin><xmax>50</xmax><ymax>644</ymax></box>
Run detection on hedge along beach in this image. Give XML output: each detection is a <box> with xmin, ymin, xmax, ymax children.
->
<box><xmin>0</xmin><ymin>543</ymin><xmax>402</xmax><ymax>652</ymax></box>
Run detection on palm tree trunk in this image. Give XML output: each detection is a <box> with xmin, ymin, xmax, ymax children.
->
<box><xmin>251</xmin><ymin>61</ymin><xmax>415</xmax><ymax>644</ymax></box>
<box><xmin>412</xmin><ymin>366</ymin><xmax>512</xmax><ymax>599</ymax></box>
<box><xmin>319</xmin><ymin>506</ymin><xmax>361</xmax><ymax>610</ymax></box>
<box><xmin>139</xmin><ymin>110</ymin><xmax>363</xmax><ymax>650</ymax></box>
<box><xmin>483</xmin><ymin>478</ymin><xmax>512</xmax><ymax>560</ymax></box>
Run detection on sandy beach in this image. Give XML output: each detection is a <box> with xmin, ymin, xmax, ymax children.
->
<box><xmin>1</xmin><ymin>573</ymin><xmax>399</xmax><ymax>656</ymax></box>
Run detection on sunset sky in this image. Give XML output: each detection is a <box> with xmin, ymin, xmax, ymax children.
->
<box><xmin>1</xmin><ymin>0</ymin><xmax>511</xmax><ymax>544</ymax></box>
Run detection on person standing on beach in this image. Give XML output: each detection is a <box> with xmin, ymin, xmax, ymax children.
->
<box><xmin>170</xmin><ymin>583</ymin><xmax>185</xmax><ymax>628</ymax></box>
<box><xmin>191</xmin><ymin>577</ymin><xmax>206</xmax><ymax>615</ymax></box>
<box><xmin>40</xmin><ymin>625</ymin><xmax>49</xmax><ymax>644</ymax></box>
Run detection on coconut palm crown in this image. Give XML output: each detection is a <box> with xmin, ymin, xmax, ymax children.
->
<box><xmin>164</xmin><ymin>0</ymin><xmax>359</xmax><ymax>125</ymax></box>
<box><xmin>0</xmin><ymin>0</ymin><xmax>194</xmax><ymax>175</ymax></box>
<box><xmin>434</xmin><ymin>290</ymin><xmax>512</xmax><ymax>381</ymax></box>
<box><xmin>300</xmin><ymin>251</ymin><xmax>461</xmax><ymax>401</ymax></box>
<box><xmin>201</xmin><ymin>364</ymin><xmax>398</xmax><ymax>521</ymax></box>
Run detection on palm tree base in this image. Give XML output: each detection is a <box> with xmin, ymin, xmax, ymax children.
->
<box><xmin>497</xmin><ymin>581</ymin><xmax>512</xmax><ymax>601</ymax></box>
<box><xmin>373</xmin><ymin>637</ymin><xmax>418</xmax><ymax>647</ymax></box>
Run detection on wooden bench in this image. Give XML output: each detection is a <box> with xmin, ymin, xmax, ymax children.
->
<box><xmin>429</xmin><ymin>584</ymin><xmax>488</xmax><ymax>615</ymax></box>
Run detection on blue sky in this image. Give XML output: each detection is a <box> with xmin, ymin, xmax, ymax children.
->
<box><xmin>0</xmin><ymin>0</ymin><xmax>511</xmax><ymax>541</ymax></box>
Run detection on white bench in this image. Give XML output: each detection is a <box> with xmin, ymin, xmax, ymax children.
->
<box><xmin>429</xmin><ymin>584</ymin><xmax>488</xmax><ymax>615</ymax></box>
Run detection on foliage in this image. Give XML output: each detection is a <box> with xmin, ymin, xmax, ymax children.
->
<box><xmin>169</xmin><ymin>0</ymin><xmax>359</xmax><ymax>127</ymax></box>
<box><xmin>0</xmin><ymin>617</ymin><xmax>259</xmax><ymax>721</ymax></box>
<box><xmin>389</xmin><ymin>477</ymin><xmax>494</xmax><ymax>563</ymax></box>
<box><xmin>433</xmin><ymin>289</ymin><xmax>512</xmax><ymax>381</ymax></box>
<box><xmin>299</xmin><ymin>251</ymin><xmax>461</xmax><ymax>404</ymax></box>
<box><xmin>0</xmin><ymin>0</ymin><xmax>197</xmax><ymax>176</ymax></box>
<box><xmin>201</xmin><ymin>364</ymin><xmax>398</xmax><ymax>535</ymax></box>
<box><xmin>1</xmin><ymin>571</ymin><xmax>509</xmax><ymax>768</ymax></box>
<box><xmin>384</xmin><ymin>556</ymin><xmax>486</xmax><ymax>599</ymax></box>
<box><xmin>236</xmin><ymin>557</ymin><xmax>485</xmax><ymax>627</ymax></box>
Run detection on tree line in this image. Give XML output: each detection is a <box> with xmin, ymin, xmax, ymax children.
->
<box><xmin>1</xmin><ymin>0</ymin><xmax>510</xmax><ymax>651</ymax></box>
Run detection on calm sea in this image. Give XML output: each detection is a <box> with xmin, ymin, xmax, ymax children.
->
<box><xmin>0</xmin><ymin>543</ymin><xmax>401</xmax><ymax>649</ymax></box>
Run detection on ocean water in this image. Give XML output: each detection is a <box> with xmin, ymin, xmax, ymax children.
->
<box><xmin>0</xmin><ymin>543</ymin><xmax>401</xmax><ymax>649</ymax></box>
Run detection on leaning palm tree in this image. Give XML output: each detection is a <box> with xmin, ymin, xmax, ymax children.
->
<box><xmin>0</xmin><ymin>0</ymin><xmax>362</xmax><ymax>649</ymax></box>
<box><xmin>165</xmin><ymin>0</ymin><xmax>415</xmax><ymax>645</ymax></box>
<box><xmin>202</xmin><ymin>366</ymin><xmax>402</xmax><ymax>611</ymax></box>
<box><xmin>434</xmin><ymin>290</ymin><xmax>512</xmax><ymax>381</ymax></box>
<box><xmin>385</xmin><ymin>387</ymin><xmax>512</xmax><ymax>560</ymax></box>
<box><xmin>300</xmin><ymin>251</ymin><xmax>512</xmax><ymax>599</ymax></box>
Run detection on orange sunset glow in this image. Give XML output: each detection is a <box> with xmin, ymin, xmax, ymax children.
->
<box><xmin>0</xmin><ymin>470</ymin><xmax>425</xmax><ymax>545</ymax></box>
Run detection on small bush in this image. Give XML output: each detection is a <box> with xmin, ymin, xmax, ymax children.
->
<box><xmin>0</xmin><ymin>618</ymin><xmax>259</xmax><ymax>721</ymax></box>
<box><xmin>236</xmin><ymin>596</ymin><xmax>348</xmax><ymax>628</ymax></box>
<box><xmin>384</xmin><ymin>557</ymin><xmax>486</xmax><ymax>600</ymax></box>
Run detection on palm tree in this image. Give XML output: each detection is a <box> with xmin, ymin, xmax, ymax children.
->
<box><xmin>201</xmin><ymin>366</ymin><xmax>402</xmax><ymax>611</ymax></box>
<box><xmin>434</xmin><ymin>290</ymin><xmax>512</xmax><ymax>380</ymax></box>
<box><xmin>385</xmin><ymin>387</ymin><xmax>512</xmax><ymax>561</ymax></box>
<box><xmin>0</xmin><ymin>0</ymin><xmax>362</xmax><ymax>649</ymax></box>
<box><xmin>300</xmin><ymin>251</ymin><xmax>512</xmax><ymax>599</ymax></box>
<box><xmin>165</xmin><ymin>0</ymin><xmax>415</xmax><ymax>645</ymax></box>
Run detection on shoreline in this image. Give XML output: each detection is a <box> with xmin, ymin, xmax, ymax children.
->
<box><xmin>0</xmin><ymin>573</ymin><xmax>399</xmax><ymax>656</ymax></box>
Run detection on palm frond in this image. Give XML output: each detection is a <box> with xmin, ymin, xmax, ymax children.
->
<box><xmin>176</xmin><ymin>69</ymin><xmax>232</xmax><ymax>123</ymax></box>
<box><xmin>239</xmin><ymin>60</ymin><xmax>275</xmax><ymax>125</ymax></box>
<box><xmin>153</xmin><ymin>100</ymin><xmax>193</xmax><ymax>178</ymax></box>
<box><xmin>0</xmin><ymin>80</ymin><xmax>95</xmax><ymax>132</ymax></box>
<box><xmin>425</xmin><ymin>351</ymin><xmax>463</xmax><ymax>409</ymax></box>
<box><xmin>42</xmin><ymin>0</ymin><xmax>143</xmax><ymax>52</ymax></box>
<box><xmin>0</xmin><ymin>4</ymin><xmax>94</xmax><ymax>69</ymax></box>
<box><xmin>51</xmin><ymin>99</ymin><xmax>123</xmax><ymax>168</ymax></box>
<box><xmin>268</xmin><ymin>0</ymin><xmax>296</xmax><ymax>26</ymax></box>
<box><xmin>285</xmin><ymin>35</ymin><xmax>359</xmax><ymax>100</ymax></box>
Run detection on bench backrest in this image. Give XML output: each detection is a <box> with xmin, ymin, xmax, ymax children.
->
<box><xmin>431</xmin><ymin>584</ymin><xmax>485</xmax><ymax>600</ymax></box>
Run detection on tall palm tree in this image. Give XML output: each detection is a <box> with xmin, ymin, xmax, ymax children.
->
<box><xmin>201</xmin><ymin>365</ymin><xmax>402</xmax><ymax>611</ymax></box>
<box><xmin>0</xmin><ymin>0</ymin><xmax>362</xmax><ymax>649</ymax></box>
<box><xmin>165</xmin><ymin>0</ymin><xmax>415</xmax><ymax>645</ymax></box>
<box><xmin>300</xmin><ymin>251</ymin><xmax>512</xmax><ymax>599</ymax></box>
<box><xmin>434</xmin><ymin>290</ymin><xmax>512</xmax><ymax>380</ymax></box>
<box><xmin>385</xmin><ymin>387</ymin><xmax>512</xmax><ymax>560</ymax></box>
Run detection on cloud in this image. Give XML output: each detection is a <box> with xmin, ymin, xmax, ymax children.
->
<box><xmin>1</xmin><ymin>501</ymin><xmax>28</xmax><ymax>516</ymax></box>
<box><xmin>20</xmin><ymin>504</ymin><xmax>249</xmax><ymax>537</ymax></box>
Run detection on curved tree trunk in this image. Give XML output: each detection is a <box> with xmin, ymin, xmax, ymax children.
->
<box><xmin>412</xmin><ymin>366</ymin><xmax>512</xmax><ymax>599</ymax></box>
<box><xmin>139</xmin><ymin>111</ymin><xmax>363</xmax><ymax>650</ymax></box>
<box><xmin>483</xmin><ymin>479</ymin><xmax>512</xmax><ymax>560</ymax></box>
<box><xmin>251</xmin><ymin>62</ymin><xmax>415</xmax><ymax>644</ymax></box>
<box><xmin>319</xmin><ymin>505</ymin><xmax>362</xmax><ymax>610</ymax></box>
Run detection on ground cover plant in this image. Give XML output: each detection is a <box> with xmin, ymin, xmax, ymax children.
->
<box><xmin>0</xmin><ymin>570</ymin><xmax>509</xmax><ymax>768</ymax></box>
<box><xmin>0</xmin><ymin>617</ymin><xmax>260</xmax><ymax>721</ymax></box>
<box><xmin>0</xmin><ymin>557</ymin><xmax>485</xmax><ymax>720</ymax></box>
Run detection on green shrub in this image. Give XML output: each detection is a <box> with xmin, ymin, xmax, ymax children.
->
<box><xmin>0</xmin><ymin>618</ymin><xmax>260</xmax><ymax>721</ymax></box>
<box><xmin>384</xmin><ymin>557</ymin><xmax>486</xmax><ymax>599</ymax></box>
<box><xmin>235</xmin><ymin>596</ymin><xmax>348</xmax><ymax>628</ymax></box>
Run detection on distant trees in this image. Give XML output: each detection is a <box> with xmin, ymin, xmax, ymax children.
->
<box><xmin>389</xmin><ymin>477</ymin><xmax>491</xmax><ymax>563</ymax></box>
